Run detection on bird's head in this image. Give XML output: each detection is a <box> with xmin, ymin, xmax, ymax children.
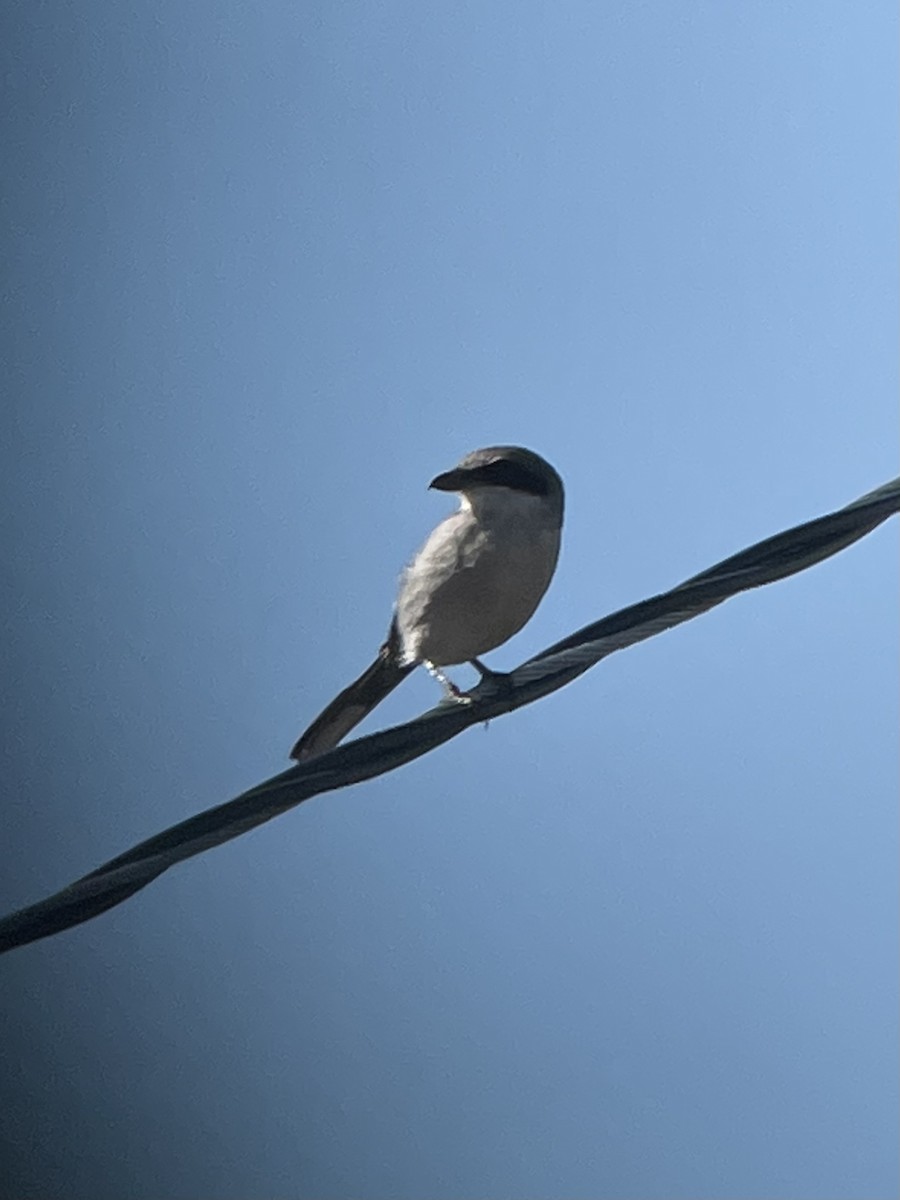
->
<box><xmin>429</xmin><ymin>446</ymin><xmax>564</xmax><ymax>517</ymax></box>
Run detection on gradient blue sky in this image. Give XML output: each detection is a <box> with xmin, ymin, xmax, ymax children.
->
<box><xmin>2</xmin><ymin>3</ymin><xmax>897</xmax><ymax>1198</ymax></box>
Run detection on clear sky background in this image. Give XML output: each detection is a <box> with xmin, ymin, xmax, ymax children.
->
<box><xmin>1</xmin><ymin>3</ymin><xmax>897</xmax><ymax>1198</ymax></box>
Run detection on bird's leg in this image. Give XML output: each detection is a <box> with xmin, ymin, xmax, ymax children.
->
<box><xmin>424</xmin><ymin>661</ymin><xmax>473</xmax><ymax>704</ymax></box>
<box><xmin>469</xmin><ymin>657</ymin><xmax>513</xmax><ymax>692</ymax></box>
<box><xmin>469</xmin><ymin>657</ymin><xmax>503</xmax><ymax>680</ymax></box>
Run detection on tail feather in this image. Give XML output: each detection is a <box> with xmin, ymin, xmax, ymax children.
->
<box><xmin>290</xmin><ymin>636</ymin><xmax>413</xmax><ymax>761</ymax></box>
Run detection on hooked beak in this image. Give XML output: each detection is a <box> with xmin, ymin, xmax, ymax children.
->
<box><xmin>429</xmin><ymin>468</ymin><xmax>470</xmax><ymax>492</ymax></box>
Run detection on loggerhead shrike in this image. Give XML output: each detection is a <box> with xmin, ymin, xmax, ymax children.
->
<box><xmin>290</xmin><ymin>445</ymin><xmax>564</xmax><ymax>761</ymax></box>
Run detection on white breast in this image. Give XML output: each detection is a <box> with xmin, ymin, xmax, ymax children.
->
<box><xmin>395</xmin><ymin>489</ymin><xmax>562</xmax><ymax>666</ymax></box>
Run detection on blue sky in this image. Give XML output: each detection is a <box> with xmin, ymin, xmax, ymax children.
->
<box><xmin>2</xmin><ymin>2</ymin><xmax>897</xmax><ymax>1198</ymax></box>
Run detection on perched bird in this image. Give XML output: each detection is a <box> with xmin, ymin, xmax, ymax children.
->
<box><xmin>290</xmin><ymin>445</ymin><xmax>564</xmax><ymax>761</ymax></box>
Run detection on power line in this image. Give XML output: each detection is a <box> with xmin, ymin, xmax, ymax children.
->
<box><xmin>1</xmin><ymin>477</ymin><xmax>897</xmax><ymax>956</ymax></box>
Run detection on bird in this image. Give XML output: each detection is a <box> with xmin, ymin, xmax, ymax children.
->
<box><xmin>290</xmin><ymin>445</ymin><xmax>564</xmax><ymax>761</ymax></box>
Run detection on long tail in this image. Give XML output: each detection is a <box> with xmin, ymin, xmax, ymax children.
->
<box><xmin>290</xmin><ymin>627</ymin><xmax>414</xmax><ymax>761</ymax></box>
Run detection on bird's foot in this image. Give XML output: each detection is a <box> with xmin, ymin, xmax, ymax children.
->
<box><xmin>469</xmin><ymin>657</ymin><xmax>513</xmax><ymax>680</ymax></box>
<box><xmin>468</xmin><ymin>658</ymin><xmax>514</xmax><ymax>695</ymax></box>
<box><xmin>425</xmin><ymin>661</ymin><xmax>474</xmax><ymax>705</ymax></box>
